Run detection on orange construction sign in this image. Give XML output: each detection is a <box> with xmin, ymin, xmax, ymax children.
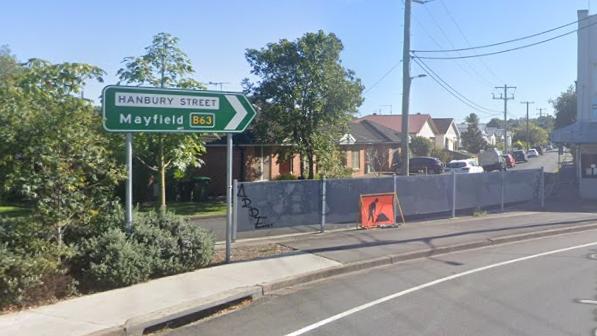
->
<box><xmin>360</xmin><ymin>193</ymin><xmax>398</xmax><ymax>229</ymax></box>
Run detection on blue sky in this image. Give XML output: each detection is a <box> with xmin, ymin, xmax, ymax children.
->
<box><xmin>0</xmin><ymin>0</ymin><xmax>592</xmax><ymax>123</ymax></box>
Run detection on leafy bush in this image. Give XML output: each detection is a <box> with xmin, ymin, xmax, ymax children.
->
<box><xmin>0</xmin><ymin>217</ymin><xmax>74</xmax><ymax>309</ymax></box>
<box><xmin>76</xmin><ymin>228</ymin><xmax>152</xmax><ymax>291</ymax></box>
<box><xmin>74</xmin><ymin>210</ymin><xmax>214</xmax><ymax>291</ymax></box>
<box><xmin>275</xmin><ymin>173</ymin><xmax>298</xmax><ymax>180</ymax></box>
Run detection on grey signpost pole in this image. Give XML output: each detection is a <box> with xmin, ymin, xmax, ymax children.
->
<box><xmin>451</xmin><ymin>169</ymin><xmax>456</xmax><ymax>218</ymax></box>
<box><xmin>320</xmin><ymin>177</ymin><xmax>326</xmax><ymax>233</ymax></box>
<box><xmin>125</xmin><ymin>133</ymin><xmax>133</xmax><ymax>231</ymax></box>
<box><xmin>225</xmin><ymin>134</ymin><xmax>233</xmax><ymax>263</ymax></box>
<box><xmin>232</xmin><ymin>179</ymin><xmax>238</xmax><ymax>242</ymax></box>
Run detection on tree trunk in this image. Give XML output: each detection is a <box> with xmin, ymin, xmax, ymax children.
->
<box><xmin>159</xmin><ymin>136</ymin><xmax>167</xmax><ymax>212</ymax></box>
<box><xmin>307</xmin><ymin>152</ymin><xmax>315</xmax><ymax>179</ymax></box>
<box><xmin>299</xmin><ymin>154</ymin><xmax>305</xmax><ymax>179</ymax></box>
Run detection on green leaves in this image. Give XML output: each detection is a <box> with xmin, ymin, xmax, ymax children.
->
<box><xmin>410</xmin><ymin>136</ymin><xmax>433</xmax><ymax>157</ymax></box>
<box><xmin>245</xmin><ymin>30</ymin><xmax>364</xmax><ymax>178</ymax></box>
<box><xmin>462</xmin><ymin>113</ymin><xmax>486</xmax><ymax>154</ymax></box>
<box><xmin>116</xmin><ymin>32</ymin><xmax>207</xmax><ymax>208</ymax></box>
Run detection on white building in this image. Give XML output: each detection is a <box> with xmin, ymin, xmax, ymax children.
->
<box><xmin>552</xmin><ymin>9</ymin><xmax>597</xmax><ymax>199</ymax></box>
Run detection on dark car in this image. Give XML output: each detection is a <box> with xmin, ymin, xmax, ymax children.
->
<box><xmin>512</xmin><ymin>150</ymin><xmax>528</xmax><ymax>163</ymax></box>
<box><xmin>394</xmin><ymin>157</ymin><xmax>444</xmax><ymax>175</ymax></box>
<box><xmin>502</xmin><ymin>154</ymin><xmax>516</xmax><ymax>168</ymax></box>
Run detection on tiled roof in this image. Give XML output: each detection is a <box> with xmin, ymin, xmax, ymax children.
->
<box><xmin>349</xmin><ymin>119</ymin><xmax>401</xmax><ymax>144</ymax></box>
<box><xmin>357</xmin><ymin>114</ymin><xmax>437</xmax><ymax>134</ymax></box>
<box><xmin>432</xmin><ymin>118</ymin><xmax>454</xmax><ymax>134</ymax></box>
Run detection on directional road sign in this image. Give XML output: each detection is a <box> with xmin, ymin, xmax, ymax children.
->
<box><xmin>102</xmin><ymin>85</ymin><xmax>256</xmax><ymax>133</ymax></box>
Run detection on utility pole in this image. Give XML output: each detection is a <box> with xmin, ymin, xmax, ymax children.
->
<box><xmin>400</xmin><ymin>0</ymin><xmax>412</xmax><ymax>176</ymax></box>
<box><xmin>492</xmin><ymin>85</ymin><xmax>516</xmax><ymax>154</ymax></box>
<box><xmin>537</xmin><ymin>107</ymin><xmax>546</xmax><ymax>118</ymax></box>
<box><xmin>521</xmin><ymin>101</ymin><xmax>534</xmax><ymax>150</ymax></box>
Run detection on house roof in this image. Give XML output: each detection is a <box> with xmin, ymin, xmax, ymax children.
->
<box><xmin>349</xmin><ymin>119</ymin><xmax>401</xmax><ymax>144</ymax></box>
<box><xmin>432</xmin><ymin>118</ymin><xmax>454</xmax><ymax>134</ymax></box>
<box><xmin>551</xmin><ymin>121</ymin><xmax>597</xmax><ymax>144</ymax></box>
<box><xmin>357</xmin><ymin>113</ymin><xmax>438</xmax><ymax>135</ymax></box>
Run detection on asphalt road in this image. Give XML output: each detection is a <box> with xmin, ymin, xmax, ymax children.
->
<box><xmin>511</xmin><ymin>150</ymin><xmax>562</xmax><ymax>173</ymax></box>
<box><xmin>164</xmin><ymin>229</ymin><xmax>597</xmax><ymax>336</ymax></box>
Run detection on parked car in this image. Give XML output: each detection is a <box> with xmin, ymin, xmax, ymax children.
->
<box><xmin>444</xmin><ymin>159</ymin><xmax>484</xmax><ymax>174</ymax></box>
<box><xmin>502</xmin><ymin>154</ymin><xmax>516</xmax><ymax>168</ymax></box>
<box><xmin>527</xmin><ymin>148</ymin><xmax>539</xmax><ymax>158</ymax></box>
<box><xmin>512</xmin><ymin>150</ymin><xmax>528</xmax><ymax>163</ymax></box>
<box><xmin>395</xmin><ymin>157</ymin><xmax>444</xmax><ymax>175</ymax></box>
<box><xmin>532</xmin><ymin>146</ymin><xmax>544</xmax><ymax>155</ymax></box>
<box><xmin>478</xmin><ymin>148</ymin><xmax>505</xmax><ymax>172</ymax></box>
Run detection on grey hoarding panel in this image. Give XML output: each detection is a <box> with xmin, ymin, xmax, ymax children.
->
<box><xmin>503</xmin><ymin>169</ymin><xmax>540</xmax><ymax>203</ymax></box>
<box><xmin>454</xmin><ymin>172</ymin><xmax>501</xmax><ymax>210</ymax></box>
<box><xmin>395</xmin><ymin>174</ymin><xmax>453</xmax><ymax>216</ymax></box>
<box><xmin>325</xmin><ymin>177</ymin><xmax>394</xmax><ymax>224</ymax></box>
<box><xmin>236</xmin><ymin>180</ymin><xmax>321</xmax><ymax>232</ymax></box>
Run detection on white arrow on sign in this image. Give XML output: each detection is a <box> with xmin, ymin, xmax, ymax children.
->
<box><xmin>225</xmin><ymin>95</ymin><xmax>248</xmax><ymax>130</ymax></box>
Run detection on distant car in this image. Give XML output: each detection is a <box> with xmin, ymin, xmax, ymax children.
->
<box><xmin>502</xmin><ymin>154</ymin><xmax>516</xmax><ymax>168</ymax></box>
<box><xmin>395</xmin><ymin>157</ymin><xmax>444</xmax><ymax>175</ymax></box>
<box><xmin>527</xmin><ymin>148</ymin><xmax>539</xmax><ymax>158</ymax></box>
<box><xmin>512</xmin><ymin>150</ymin><xmax>528</xmax><ymax>163</ymax></box>
<box><xmin>444</xmin><ymin>159</ymin><xmax>484</xmax><ymax>174</ymax></box>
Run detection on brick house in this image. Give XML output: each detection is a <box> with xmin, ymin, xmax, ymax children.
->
<box><xmin>195</xmin><ymin>119</ymin><xmax>401</xmax><ymax>195</ymax></box>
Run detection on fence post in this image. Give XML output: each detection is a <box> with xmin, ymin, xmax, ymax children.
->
<box><xmin>393</xmin><ymin>174</ymin><xmax>397</xmax><ymax>223</ymax></box>
<box><xmin>540</xmin><ymin>167</ymin><xmax>545</xmax><ymax>209</ymax></box>
<box><xmin>500</xmin><ymin>170</ymin><xmax>505</xmax><ymax>212</ymax></box>
<box><xmin>451</xmin><ymin>169</ymin><xmax>456</xmax><ymax>218</ymax></box>
<box><xmin>320</xmin><ymin>176</ymin><xmax>326</xmax><ymax>233</ymax></box>
<box><xmin>232</xmin><ymin>179</ymin><xmax>238</xmax><ymax>242</ymax></box>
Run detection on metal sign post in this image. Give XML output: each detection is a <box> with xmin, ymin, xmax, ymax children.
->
<box><xmin>102</xmin><ymin>86</ymin><xmax>256</xmax><ymax>263</ymax></box>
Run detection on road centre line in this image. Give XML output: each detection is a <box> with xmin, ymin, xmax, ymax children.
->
<box><xmin>285</xmin><ymin>240</ymin><xmax>597</xmax><ymax>336</ymax></box>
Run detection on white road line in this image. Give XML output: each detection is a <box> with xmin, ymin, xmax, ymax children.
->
<box><xmin>285</xmin><ymin>241</ymin><xmax>597</xmax><ymax>336</ymax></box>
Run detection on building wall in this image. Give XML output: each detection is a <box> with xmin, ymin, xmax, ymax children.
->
<box><xmin>417</xmin><ymin>121</ymin><xmax>436</xmax><ymax>140</ymax></box>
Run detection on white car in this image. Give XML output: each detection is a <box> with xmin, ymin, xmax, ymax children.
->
<box><xmin>444</xmin><ymin>159</ymin><xmax>484</xmax><ymax>174</ymax></box>
<box><xmin>527</xmin><ymin>149</ymin><xmax>539</xmax><ymax>158</ymax></box>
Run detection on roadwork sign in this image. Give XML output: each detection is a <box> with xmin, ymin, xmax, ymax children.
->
<box><xmin>102</xmin><ymin>85</ymin><xmax>256</xmax><ymax>133</ymax></box>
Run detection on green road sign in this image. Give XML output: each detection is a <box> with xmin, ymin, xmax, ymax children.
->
<box><xmin>102</xmin><ymin>85</ymin><xmax>256</xmax><ymax>133</ymax></box>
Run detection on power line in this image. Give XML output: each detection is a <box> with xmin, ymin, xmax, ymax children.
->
<box><xmin>412</xmin><ymin>56</ymin><xmax>501</xmax><ymax>116</ymax></box>
<box><xmin>413</xmin><ymin>28</ymin><xmax>579</xmax><ymax>60</ymax></box>
<box><xmin>363</xmin><ymin>61</ymin><xmax>401</xmax><ymax>95</ymax></box>
<box><xmin>418</xmin><ymin>1</ymin><xmax>496</xmax><ymax>87</ymax></box>
<box><xmin>413</xmin><ymin>17</ymin><xmax>597</xmax><ymax>60</ymax></box>
<box><xmin>438</xmin><ymin>0</ymin><xmax>503</xmax><ymax>84</ymax></box>
<box><xmin>413</xmin><ymin>16</ymin><xmax>587</xmax><ymax>53</ymax></box>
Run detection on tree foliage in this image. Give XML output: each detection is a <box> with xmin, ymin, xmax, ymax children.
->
<box><xmin>0</xmin><ymin>57</ymin><xmax>123</xmax><ymax>244</ymax></box>
<box><xmin>244</xmin><ymin>30</ymin><xmax>364</xmax><ymax>179</ymax></box>
<box><xmin>551</xmin><ymin>85</ymin><xmax>576</xmax><ymax>129</ymax></box>
<box><xmin>512</xmin><ymin>122</ymin><xmax>549</xmax><ymax>147</ymax></box>
<box><xmin>486</xmin><ymin>117</ymin><xmax>503</xmax><ymax>128</ymax></box>
<box><xmin>117</xmin><ymin>33</ymin><xmax>206</xmax><ymax>209</ymax></box>
<box><xmin>461</xmin><ymin>113</ymin><xmax>486</xmax><ymax>154</ymax></box>
<box><xmin>410</xmin><ymin>136</ymin><xmax>433</xmax><ymax>157</ymax></box>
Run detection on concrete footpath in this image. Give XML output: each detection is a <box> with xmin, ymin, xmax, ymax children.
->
<box><xmin>3</xmin><ymin>206</ymin><xmax>597</xmax><ymax>336</ymax></box>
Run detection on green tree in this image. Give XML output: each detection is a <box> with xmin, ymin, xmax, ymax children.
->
<box><xmin>117</xmin><ymin>33</ymin><xmax>206</xmax><ymax>210</ymax></box>
<box><xmin>244</xmin><ymin>30</ymin><xmax>364</xmax><ymax>179</ymax></box>
<box><xmin>551</xmin><ymin>85</ymin><xmax>576</xmax><ymax>129</ymax></box>
<box><xmin>486</xmin><ymin>117</ymin><xmax>503</xmax><ymax>128</ymax></box>
<box><xmin>512</xmin><ymin>123</ymin><xmax>549</xmax><ymax>147</ymax></box>
<box><xmin>461</xmin><ymin>113</ymin><xmax>486</xmax><ymax>154</ymax></box>
<box><xmin>0</xmin><ymin>58</ymin><xmax>124</xmax><ymax>244</ymax></box>
<box><xmin>410</xmin><ymin>136</ymin><xmax>433</xmax><ymax>157</ymax></box>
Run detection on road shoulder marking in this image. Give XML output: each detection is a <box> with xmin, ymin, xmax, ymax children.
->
<box><xmin>285</xmin><ymin>241</ymin><xmax>597</xmax><ymax>336</ymax></box>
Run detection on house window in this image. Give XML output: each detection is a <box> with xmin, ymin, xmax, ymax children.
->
<box><xmin>352</xmin><ymin>150</ymin><xmax>360</xmax><ymax>170</ymax></box>
<box><xmin>582</xmin><ymin>154</ymin><xmax>597</xmax><ymax>178</ymax></box>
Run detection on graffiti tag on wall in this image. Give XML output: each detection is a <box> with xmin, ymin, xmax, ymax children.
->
<box><xmin>237</xmin><ymin>184</ymin><xmax>272</xmax><ymax>229</ymax></box>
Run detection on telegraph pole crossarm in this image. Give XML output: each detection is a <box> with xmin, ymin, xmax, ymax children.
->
<box><xmin>492</xmin><ymin>85</ymin><xmax>516</xmax><ymax>154</ymax></box>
